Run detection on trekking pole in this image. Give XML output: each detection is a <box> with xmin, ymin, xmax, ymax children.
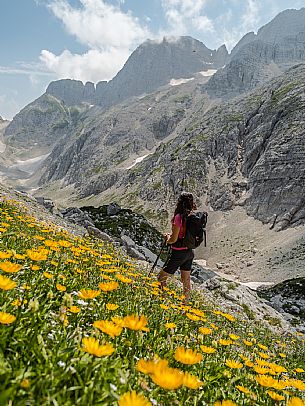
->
<box><xmin>148</xmin><ymin>238</ymin><xmax>167</xmax><ymax>277</ymax></box>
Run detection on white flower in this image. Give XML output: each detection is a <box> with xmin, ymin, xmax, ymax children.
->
<box><xmin>77</xmin><ymin>299</ymin><xmax>88</xmax><ymax>306</ymax></box>
<box><xmin>110</xmin><ymin>384</ymin><xmax>117</xmax><ymax>391</ymax></box>
<box><xmin>57</xmin><ymin>361</ymin><xmax>66</xmax><ymax>367</ymax></box>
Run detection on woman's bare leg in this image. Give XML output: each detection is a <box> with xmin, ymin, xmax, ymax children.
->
<box><xmin>180</xmin><ymin>270</ymin><xmax>191</xmax><ymax>303</ymax></box>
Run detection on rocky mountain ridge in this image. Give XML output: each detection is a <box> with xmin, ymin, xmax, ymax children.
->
<box><xmin>46</xmin><ymin>36</ymin><xmax>229</xmax><ymax>107</ymax></box>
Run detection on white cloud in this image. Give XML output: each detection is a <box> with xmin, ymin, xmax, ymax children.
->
<box><xmin>40</xmin><ymin>48</ymin><xmax>130</xmax><ymax>83</ymax></box>
<box><xmin>40</xmin><ymin>0</ymin><xmax>151</xmax><ymax>83</ymax></box>
<box><xmin>161</xmin><ymin>0</ymin><xmax>214</xmax><ymax>35</ymax></box>
<box><xmin>241</xmin><ymin>0</ymin><xmax>261</xmax><ymax>31</ymax></box>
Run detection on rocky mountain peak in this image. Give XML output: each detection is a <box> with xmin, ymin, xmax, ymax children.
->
<box><xmin>257</xmin><ymin>7</ymin><xmax>305</xmax><ymax>43</ymax></box>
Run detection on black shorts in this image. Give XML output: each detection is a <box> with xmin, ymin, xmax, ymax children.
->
<box><xmin>163</xmin><ymin>248</ymin><xmax>194</xmax><ymax>275</ymax></box>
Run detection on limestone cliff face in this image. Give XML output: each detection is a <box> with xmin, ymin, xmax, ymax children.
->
<box><xmin>46</xmin><ymin>36</ymin><xmax>229</xmax><ymax>107</ymax></box>
<box><xmin>207</xmin><ymin>8</ymin><xmax>305</xmax><ymax>96</ymax></box>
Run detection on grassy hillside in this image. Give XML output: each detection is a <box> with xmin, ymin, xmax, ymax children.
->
<box><xmin>0</xmin><ymin>196</ymin><xmax>304</xmax><ymax>405</ymax></box>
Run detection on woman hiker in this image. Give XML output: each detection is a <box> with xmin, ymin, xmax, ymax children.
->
<box><xmin>158</xmin><ymin>191</ymin><xmax>196</xmax><ymax>303</ymax></box>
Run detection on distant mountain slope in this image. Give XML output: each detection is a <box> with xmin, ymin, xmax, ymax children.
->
<box><xmin>207</xmin><ymin>8</ymin><xmax>305</xmax><ymax>96</ymax></box>
<box><xmin>46</xmin><ymin>36</ymin><xmax>228</xmax><ymax>108</ymax></box>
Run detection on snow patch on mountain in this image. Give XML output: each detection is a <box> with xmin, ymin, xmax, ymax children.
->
<box><xmin>170</xmin><ymin>77</ymin><xmax>194</xmax><ymax>86</ymax></box>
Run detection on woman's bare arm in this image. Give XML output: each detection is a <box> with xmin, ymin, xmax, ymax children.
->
<box><xmin>166</xmin><ymin>224</ymin><xmax>180</xmax><ymax>244</ymax></box>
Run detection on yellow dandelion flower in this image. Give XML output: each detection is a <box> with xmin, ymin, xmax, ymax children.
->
<box><xmin>279</xmin><ymin>352</ymin><xmax>286</xmax><ymax>358</ymax></box>
<box><xmin>200</xmin><ymin>345</ymin><xmax>217</xmax><ymax>354</ymax></box>
<box><xmin>118</xmin><ymin>391</ymin><xmax>152</xmax><ymax>406</ymax></box>
<box><xmin>218</xmin><ymin>339</ymin><xmax>233</xmax><ymax>346</ymax></box>
<box><xmin>58</xmin><ymin>240</ymin><xmax>72</xmax><ymax>247</ymax></box>
<box><xmin>160</xmin><ymin>304</ymin><xmax>169</xmax><ymax>310</ymax></box>
<box><xmin>243</xmin><ymin>339</ymin><xmax>253</xmax><ymax>346</ymax></box>
<box><xmin>165</xmin><ymin>323</ymin><xmax>176</xmax><ymax>329</ymax></box>
<box><xmin>0</xmin><ymin>261</ymin><xmax>22</xmax><ymax>273</ymax></box>
<box><xmin>26</xmin><ymin>250</ymin><xmax>48</xmax><ymax>261</ymax></box>
<box><xmin>245</xmin><ymin>360</ymin><xmax>254</xmax><ymax>368</ymax></box>
<box><xmin>182</xmin><ymin>372</ymin><xmax>203</xmax><ymax>389</ymax></box>
<box><xmin>93</xmin><ymin>320</ymin><xmax>123</xmax><ymax>338</ymax></box>
<box><xmin>0</xmin><ymin>274</ymin><xmax>16</xmax><ymax>290</ymax></box>
<box><xmin>214</xmin><ymin>400</ymin><xmax>237</xmax><ymax>406</ymax></box>
<box><xmin>151</xmin><ymin>367</ymin><xmax>183</xmax><ymax>390</ymax></box>
<box><xmin>229</xmin><ymin>334</ymin><xmax>240</xmax><ymax>340</ymax></box>
<box><xmin>255</xmin><ymin>374</ymin><xmax>277</xmax><ymax>388</ymax></box>
<box><xmin>258</xmin><ymin>344</ymin><xmax>268</xmax><ymax>350</ymax></box>
<box><xmin>295</xmin><ymin>368</ymin><xmax>305</xmax><ymax>373</ymax></box>
<box><xmin>106</xmin><ymin>303</ymin><xmax>119</xmax><ymax>311</ymax></box>
<box><xmin>14</xmin><ymin>254</ymin><xmax>25</xmax><ymax>260</ymax></box>
<box><xmin>78</xmin><ymin>289</ymin><xmax>101</xmax><ymax>299</ymax></box>
<box><xmin>289</xmin><ymin>379</ymin><xmax>305</xmax><ymax>391</ymax></box>
<box><xmin>270</xmin><ymin>363</ymin><xmax>287</xmax><ymax>374</ymax></box>
<box><xmin>30</xmin><ymin>265</ymin><xmax>40</xmax><ymax>271</ymax></box>
<box><xmin>81</xmin><ymin>337</ymin><xmax>114</xmax><ymax>357</ymax></box>
<box><xmin>174</xmin><ymin>347</ymin><xmax>203</xmax><ymax>365</ymax></box>
<box><xmin>68</xmin><ymin>306</ymin><xmax>81</xmax><ymax>313</ymax></box>
<box><xmin>221</xmin><ymin>313</ymin><xmax>236</xmax><ymax>322</ymax></box>
<box><xmin>116</xmin><ymin>274</ymin><xmax>132</xmax><ymax>283</ymax></box>
<box><xmin>43</xmin><ymin>272</ymin><xmax>53</xmax><ymax>279</ymax></box>
<box><xmin>98</xmin><ymin>281</ymin><xmax>119</xmax><ymax>292</ymax></box>
<box><xmin>186</xmin><ymin>313</ymin><xmax>200</xmax><ymax>321</ymax></box>
<box><xmin>20</xmin><ymin>379</ymin><xmax>30</xmax><ymax>389</ymax></box>
<box><xmin>199</xmin><ymin>327</ymin><xmax>213</xmax><ymax>335</ymax></box>
<box><xmin>266</xmin><ymin>391</ymin><xmax>285</xmax><ymax>401</ymax></box>
<box><xmin>225</xmin><ymin>360</ymin><xmax>243</xmax><ymax>369</ymax></box>
<box><xmin>56</xmin><ymin>284</ymin><xmax>66</xmax><ymax>292</ymax></box>
<box><xmin>0</xmin><ymin>251</ymin><xmax>12</xmax><ymax>259</ymax></box>
<box><xmin>112</xmin><ymin>316</ymin><xmax>125</xmax><ymax>327</ymax></box>
<box><xmin>258</xmin><ymin>352</ymin><xmax>270</xmax><ymax>359</ymax></box>
<box><xmin>0</xmin><ymin>311</ymin><xmax>16</xmax><ymax>324</ymax></box>
<box><xmin>136</xmin><ymin>358</ymin><xmax>169</xmax><ymax>375</ymax></box>
<box><xmin>123</xmin><ymin>315</ymin><xmax>148</xmax><ymax>331</ymax></box>
<box><xmin>44</xmin><ymin>239</ymin><xmax>58</xmax><ymax>247</ymax></box>
<box><xmin>236</xmin><ymin>385</ymin><xmax>251</xmax><ymax>394</ymax></box>
<box><xmin>253</xmin><ymin>365</ymin><xmax>272</xmax><ymax>375</ymax></box>
<box><xmin>287</xmin><ymin>397</ymin><xmax>305</xmax><ymax>406</ymax></box>
<box><xmin>189</xmin><ymin>308</ymin><xmax>205</xmax><ymax>317</ymax></box>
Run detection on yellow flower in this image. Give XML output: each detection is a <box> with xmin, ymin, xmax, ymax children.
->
<box><xmin>186</xmin><ymin>313</ymin><xmax>200</xmax><ymax>321</ymax></box>
<box><xmin>269</xmin><ymin>363</ymin><xmax>287</xmax><ymax>374</ymax></box>
<box><xmin>289</xmin><ymin>379</ymin><xmax>305</xmax><ymax>390</ymax></box>
<box><xmin>0</xmin><ymin>261</ymin><xmax>22</xmax><ymax>273</ymax></box>
<box><xmin>26</xmin><ymin>250</ymin><xmax>48</xmax><ymax>261</ymax></box>
<box><xmin>93</xmin><ymin>320</ymin><xmax>123</xmax><ymax>338</ymax></box>
<box><xmin>287</xmin><ymin>397</ymin><xmax>305</xmax><ymax>406</ymax></box>
<box><xmin>266</xmin><ymin>391</ymin><xmax>285</xmax><ymax>401</ymax></box>
<box><xmin>279</xmin><ymin>352</ymin><xmax>286</xmax><ymax>358</ymax></box>
<box><xmin>258</xmin><ymin>343</ymin><xmax>268</xmax><ymax>350</ymax></box>
<box><xmin>123</xmin><ymin>315</ymin><xmax>148</xmax><ymax>331</ymax></box>
<box><xmin>0</xmin><ymin>251</ymin><xmax>12</xmax><ymax>259</ymax></box>
<box><xmin>165</xmin><ymin>323</ymin><xmax>176</xmax><ymax>329</ymax></box>
<box><xmin>182</xmin><ymin>372</ymin><xmax>203</xmax><ymax>389</ymax></box>
<box><xmin>253</xmin><ymin>365</ymin><xmax>271</xmax><ymax>374</ymax></box>
<box><xmin>56</xmin><ymin>284</ymin><xmax>66</xmax><ymax>292</ymax></box>
<box><xmin>20</xmin><ymin>379</ymin><xmax>30</xmax><ymax>389</ymax></box>
<box><xmin>68</xmin><ymin>306</ymin><xmax>81</xmax><ymax>313</ymax></box>
<box><xmin>0</xmin><ymin>274</ymin><xmax>16</xmax><ymax>290</ymax></box>
<box><xmin>58</xmin><ymin>240</ymin><xmax>72</xmax><ymax>247</ymax></box>
<box><xmin>30</xmin><ymin>265</ymin><xmax>40</xmax><ymax>271</ymax></box>
<box><xmin>258</xmin><ymin>352</ymin><xmax>270</xmax><ymax>359</ymax></box>
<box><xmin>214</xmin><ymin>401</ymin><xmax>237</xmax><ymax>406</ymax></box>
<box><xmin>160</xmin><ymin>304</ymin><xmax>169</xmax><ymax>310</ymax></box>
<box><xmin>225</xmin><ymin>360</ymin><xmax>243</xmax><ymax>369</ymax></box>
<box><xmin>43</xmin><ymin>272</ymin><xmax>53</xmax><ymax>279</ymax></box>
<box><xmin>116</xmin><ymin>274</ymin><xmax>132</xmax><ymax>283</ymax></box>
<box><xmin>0</xmin><ymin>311</ymin><xmax>16</xmax><ymax>324</ymax></box>
<box><xmin>229</xmin><ymin>334</ymin><xmax>240</xmax><ymax>340</ymax></box>
<box><xmin>243</xmin><ymin>340</ymin><xmax>253</xmax><ymax>346</ymax></box>
<box><xmin>106</xmin><ymin>303</ymin><xmax>119</xmax><ymax>311</ymax></box>
<box><xmin>295</xmin><ymin>368</ymin><xmax>305</xmax><ymax>373</ymax></box>
<box><xmin>118</xmin><ymin>391</ymin><xmax>152</xmax><ymax>406</ymax></box>
<box><xmin>255</xmin><ymin>375</ymin><xmax>277</xmax><ymax>388</ymax></box>
<box><xmin>236</xmin><ymin>385</ymin><xmax>251</xmax><ymax>394</ymax></box>
<box><xmin>44</xmin><ymin>239</ymin><xmax>58</xmax><ymax>247</ymax></box>
<box><xmin>14</xmin><ymin>254</ymin><xmax>25</xmax><ymax>260</ymax></box>
<box><xmin>189</xmin><ymin>308</ymin><xmax>205</xmax><ymax>317</ymax></box>
<box><xmin>78</xmin><ymin>289</ymin><xmax>101</xmax><ymax>299</ymax></box>
<box><xmin>81</xmin><ymin>337</ymin><xmax>114</xmax><ymax>357</ymax></box>
<box><xmin>98</xmin><ymin>281</ymin><xmax>119</xmax><ymax>292</ymax></box>
<box><xmin>221</xmin><ymin>313</ymin><xmax>236</xmax><ymax>322</ymax></box>
<box><xmin>112</xmin><ymin>316</ymin><xmax>125</xmax><ymax>327</ymax></box>
<box><xmin>136</xmin><ymin>358</ymin><xmax>168</xmax><ymax>375</ymax></box>
<box><xmin>174</xmin><ymin>347</ymin><xmax>203</xmax><ymax>365</ymax></box>
<box><xmin>199</xmin><ymin>327</ymin><xmax>212</xmax><ymax>335</ymax></box>
<box><xmin>200</xmin><ymin>345</ymin><xmax>217</xmax><ymax>354</ymax></box>
<box><xmin>151</xmin><ymin>366</ymin><xmax>183</xmax><ymax>390</ymax></box>
<box><xmin>218</xmin><ymin>339</ymin><xmax>233</xmax><ymax>346</ymax></box>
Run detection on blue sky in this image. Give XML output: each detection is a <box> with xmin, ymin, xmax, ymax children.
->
<box><xmin>0</xmin><ymin>0</ymin><xmax>304</xmax><ymax>119</ymax></box>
